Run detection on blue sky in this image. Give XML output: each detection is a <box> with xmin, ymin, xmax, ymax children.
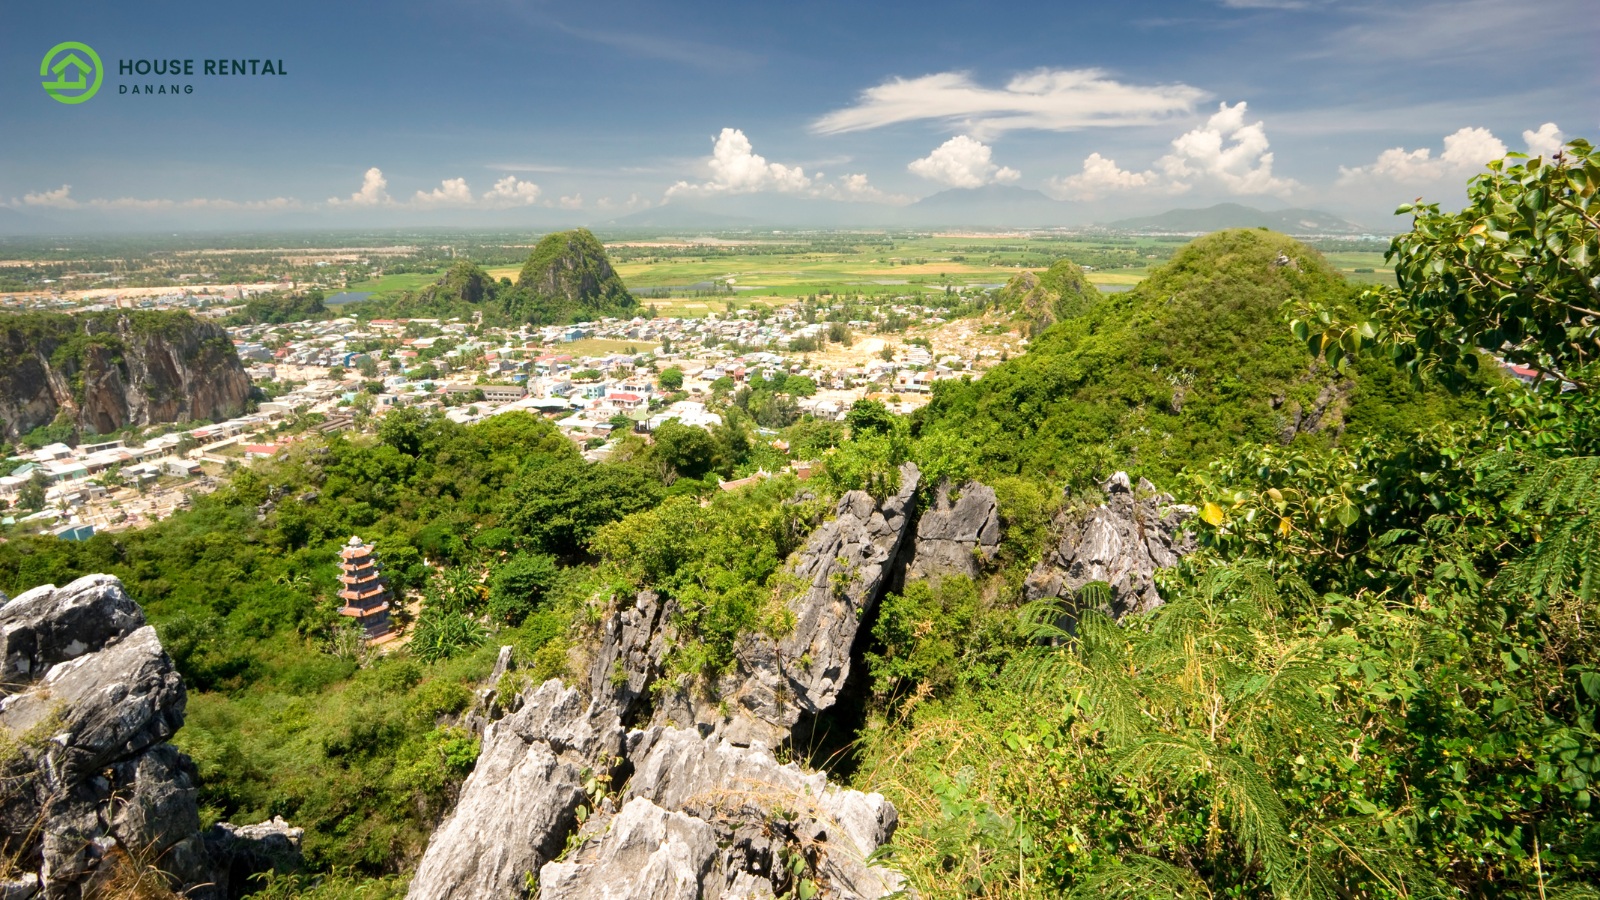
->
<box><xmin>2</xmin><ymin>0</ymin><xmax>1596</xmax><ymax>229</ymax></box>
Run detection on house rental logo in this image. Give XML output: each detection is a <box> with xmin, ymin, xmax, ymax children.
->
<box><xmin>40</xmin><ymin>41</ymin><xmax>103</xmax><ymax>104</ymax></box>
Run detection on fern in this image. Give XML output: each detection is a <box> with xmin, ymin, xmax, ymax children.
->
<box><xmin>1501</xmin><ymin>456</ymin><xmax>1600</xmax><ymax>603</ymax></box>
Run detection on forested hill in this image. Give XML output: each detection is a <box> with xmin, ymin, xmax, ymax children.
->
<box><xmin>361</xmin><ymin>228</ymin><xmax>636</xmax><ymax>325</ymax></box>
<box><xmin>915</xmin><ymin>228</ymin><xmax>1490</xmax><ymax>486</ymax></box>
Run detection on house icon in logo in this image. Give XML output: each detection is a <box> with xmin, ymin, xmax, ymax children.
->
<box><xmin>40</xmin><ymin>41</ymin><xmax>103</xmax><ymax>104</ymax></box>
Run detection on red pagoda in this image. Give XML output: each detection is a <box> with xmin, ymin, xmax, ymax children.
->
<box><xmin>337</xmin><ymin>536</ymin><xmax>395</xmax><ymax>641</ymax></box>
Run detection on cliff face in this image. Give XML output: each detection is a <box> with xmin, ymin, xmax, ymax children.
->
<box><xmin>0</xmin><ymin>311</ymin><xmax>251</xmax><ymax>441</ymax></box>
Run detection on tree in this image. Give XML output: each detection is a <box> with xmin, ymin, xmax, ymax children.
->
<box><xmin>651</xmin><ymin>420</ymin><xmax>716</xmax><ymax>481</ymax></box>
<box><xmin>488</xmin><ymin>552</ymin><xmax>559</xmax><ymax>625</ymax></box>
<box><xmin>846</xmin><ymin>399</ymin><xmax>895</xmax><ymax>437</ymax></box>
<box><xmin>659</xmin><ymin>367</ymin><xmax>684</xmax><ymax>391</ymax></box>
<box><xmin>1296</xmin><ymin>138</ymin><xmax>1599</xmax><ymax>391</ymax></box>
<box><xmin>501</xmin><ymin>458</ymin><xmax>664</xmax><ymax>557</ymax></box>
<box><xmin>19</xmin><ymin>471</ymin><xmax>48</xmax><ymax>511</ymax></box>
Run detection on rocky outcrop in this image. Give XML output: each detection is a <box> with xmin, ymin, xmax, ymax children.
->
<box><xmin>411</xmin><ymin>466</ymin><xmax>932</xmax><ymax>900</ymax></box>
<box><xmin>540</xmin><ymin>727</ymin><xmax>903</xmax><ymax>900</ymax></box>
<box><xmin>0</xmin><ymin>575</ymin><xmax>301</xmax><ymax>900</ymax></box>
<box><xmin>0</xmin><ymin>311</ymin><xmax>251</xmax><ymax>441</ymax></box>
<box><xmin>405</xmin><ymin>680</ymin><xmax>626</xmax><ymax>900</ymax></box>
<box><xmin>1024</xmin><ymin>472</ymin><xmax>1196</xmax><ymax>621</ymax></box>
<box><xmin>903</xmin><ymin>479</ymin><xmax>1000</xmax><ymax>584</ymax></box>
<box><xmin>652</xmin><ymin>463</ymin><xmax>921</xmax><ymax>747</ymax></box>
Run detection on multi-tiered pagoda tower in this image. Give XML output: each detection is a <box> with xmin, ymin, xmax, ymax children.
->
<box><xmin>337</xmin><ymin>536</ymin><xmax>395</xmax><ymax>641</ymax></box>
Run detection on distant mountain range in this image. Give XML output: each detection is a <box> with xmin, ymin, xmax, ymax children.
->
<box><xmin>1102</xmin><ymin>203</ymin><xmax>1372</xmax><ymax>235</ymax></box>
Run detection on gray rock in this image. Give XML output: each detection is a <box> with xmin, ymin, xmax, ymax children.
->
<box><xmin>904</xmin><ymin>480</ymin><xmax>1000</xmax><ymax>583</ymax></box>
<box><xmin>0</xmin><ymin>574</ymin><xmax>146</xmax><ymax>695</ymax></box>
<box><xmin>202</xmin><ymin>817</ymin><xmax>305</xmax><ymax>899</ymax></box>
<box><xmin>595</xmin><ymin>727</ymin><xmax>904</xmax><ymax>899</ymax></box>
<box><xmin>537</xmin><ymin>797</ymin><xmax>716</xmax><ymax>900</ymax></box>
<box><xmin>0</xmin><ymin>574</ymin><xmax>299</xmax><ymax>900</ymax></box>
<box><xmin>405</xmin><ymin>679</ymin><xmax>625</xmax><ymax>900</ymax></box>
<box><xmin>653</xmin><ymin>463</ymin><xmax>921</xmax><ymax>746</ymax></box>
<box><xmin>1024</xmin><ymin>472</ymin><xmax>1196</xmax><ymax>621</ymax></box>
<box><xmin>586</xmin><ymin>590</ymin><xmax>668</xmax><ymax>725</ymax></box>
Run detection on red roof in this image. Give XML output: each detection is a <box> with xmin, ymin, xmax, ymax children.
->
<box><xmin>609</xmin><ymin>393</ymin><xmax>642</xmax><ymax>403</ymax></box>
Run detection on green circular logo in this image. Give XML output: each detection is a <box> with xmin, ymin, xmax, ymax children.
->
<box><xmin>40</xmin><ymin>41</ymin><xmax>103</xmax><ymax>104</ymax></box>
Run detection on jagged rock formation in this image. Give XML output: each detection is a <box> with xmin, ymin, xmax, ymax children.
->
<box><xmin>903</xmin><ymin>479</ymin><xmax>1000</xmax><ymax>584</ymax></box>
<box><xmin>509</xmin><ymin>228</ymin><xmax>636</xmax><ymax>324</ymax></box>
<box><xmin>541</xmin><ymin>728</ymin><xmax>904</xmax><ymax>900</ymax></box>
<box><xmin>412</xmin><ymin>465</ymin><xmax>934</xmax><ymax>900</ymax></box>
<box><xmin>0</xmin><ymin>311</ymin><xmax>252</xmax><ymax>441</ymax></box>
<box><xmin>1024</xmin><ymin>472</ymin><xmax>1196</xmax><ymax>621</ymax></box>
<box><xmin>652</xmin><ymin>463</ymin><xmax>922</xmax><ymax>746</ymax></box>
<box><xmin>0</xmin><ymin>575</ymin><xmax>301</xmax><ymax>900</ymax></box>
<box><xmin>405</xmin><ymin>680</ymin><xmax>627</xmax><ymax>900</ymax></box>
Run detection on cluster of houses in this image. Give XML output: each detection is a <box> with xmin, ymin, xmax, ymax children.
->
<box><xmin>0</xmin><ymin>408</ymin><xmax>293</xmax><ymax>538</ymax></box>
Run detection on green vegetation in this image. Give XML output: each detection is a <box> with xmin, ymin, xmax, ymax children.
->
<box><xmin>992</xmin><ymin>257</ymin><xmax>1101</xmax><ymax>337</ymax></box>
<box><xmin>226</xmin><ymin>289</ymin><xmax>330</xmax><ymax>325</ymax></box>
<box><xmin>914</xmin><ymin>228</ymin><xmax>1488</xmax><ymax>489</ymax></box>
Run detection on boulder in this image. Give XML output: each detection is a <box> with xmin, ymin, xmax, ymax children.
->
<box><xmin>1024</xmin><ymin>472</ymin><xmax>1196</xmax><ymax>621</ymax></box>
<box><xmin>537</xmin><ymin>797</ymin><xmax>716</xmax><ymax>900</ymax></box>
<box><xmin>543</xmin><ymin>727</ymin><xmax>903</xmax><ymax>899</ymax></box>
<box><xmin>0</xmin><ymin>575</ymin><xmax>300</xmax><ymax>900</ymax></box>
<box><xmin>903</xmin><ymin>479</ymin><xmax>1000</xmax><ymax>583</ymax></box>
<box><xmin>652</xmin><ymin>463</ymin><xmax>921</xmax><ymax>746</ymax></box>
<box><xmin>405</xmin><ymin>679</ymin><xmax>625</xmax><ymax>900</ymax></box>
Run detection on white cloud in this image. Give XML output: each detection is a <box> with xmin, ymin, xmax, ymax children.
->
<box><xmin>811</xmin><ymin>173</ymin><xmax>912</xmax><ymax>205</ymax></box>
<box><xmin>813</xmin><ymin>68</ymin><xmax>1207</xmax><ymax>139</ymax></box>
<box><xmin>1338</xmin><ymin>125</ymin><xmax>1510</xmax><ymax>184</ymax></box>
<box><xmin>557</xmin><ymin>193</ymin><xmax>585</xmax><ymax>210</ymax></box>
<box><xmin>1157</xmin><ymin>102</ymin><xmax>1295</xmax><ymax>196</ymax></box>
<box><xmin>907</xmin><ymin>136</ymin><xmax>1019</xmax><ymax>189</ymax></box>
<box><xmin>412</xmin><ymin>177</ymin><xmax>474</xmax><ymax>208</ymax></box>
<box><xmin>596</xmin><ymin>193</ymin><xmax>653</xmax><ymax>212</ymax></box>
<box><xmin>21</xmin><ymin>185</ymin><xmax>78</xmax><ymax>208</ymax></box>
<box><xmin>481</xmin><ymin>176</ymin><xmax>542</xmax><ymax>207</ymax></box>
<box><xmin>329</xmin><ymin>167</ymin><xmax>391</xmax><ymax>206</ymax></box>
<box><xmin>1045</xmin><ymin>153</ymin><xmax>1159</xmax><ymax>200</ymax></box>
<box><xmin>8</xmin><ymin>185</ymin><xmax>298</xmax><ymax>211</ymax></box>
<box><xmin>1523</xmin><ymin>122</ymin><xmax>1565</xmax><ymax>158</ymax></box>
<box><xmin>667</xmin><ymin>128</ymin><xmax>813</xmax><ymax>198</ymax></box>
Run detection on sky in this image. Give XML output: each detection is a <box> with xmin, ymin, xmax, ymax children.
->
<box><xmin>2</xmin><ymin>0</ymin><xmax>1596</xmax><ymax>231</ymax></box>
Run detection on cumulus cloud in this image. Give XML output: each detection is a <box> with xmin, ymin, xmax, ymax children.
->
<box><xmin>481</xmin><ymin>176</ymin><xmax>542</xmax><ymax>207</ymax></box>
<box><xmin>814</xmin><ymin>173</ymin><xmax>911</xmax><ymax>204</ymax></box>
<box><xmin>557</xmin><ymin>193</ymin><xmax>585</xmax><ymax>210</ymax></box>
<box><xmin>907</xmin><ymin>136</ymin><xmax>1019</xmax><ymax>189</ymax></box>
<box><xmin>667</xmin><ymin>128</ymin><xmax>813</xmax><ymax>197</ymax></box>
<box><xmin>1337</xmin><ymin>125</ymin><xmax>1513</xmax><ymax>184</ymax></box>
<box><xmin>329</xmin><ymin>167</ymin><xmax>391</xmax><ymax>206</ymax></box>
<box><xmin>1524</xmin><ymin>123</ymin><xmax>1565</xmax><ymax>158</ymax></box>
<box><xmin>412</xmin><ymin>177</ymin><xmax>474</xmax><ymax>208</ymax></box>
<box><xmin>813</xmin><ymin>69</ymin><xmax>1206</xmax><ymax>139</ymax></box>
<box><xmin>1157</xmin><ymin>102</ymin><xmax>1295</xmax><ymax>196</ymax></box>
<box><xmin>20</xmin><ymin>185</ymin><xmax>78</xmax><ymax>208</ymax></box>
<box><xmin>1045</xmin><ymin>153</ymin><xmax>1158</xmax><ymax>200</ymax></box>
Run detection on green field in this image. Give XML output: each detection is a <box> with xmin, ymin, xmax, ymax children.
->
<box><xmin>346</xmin><ymin>270</ymin><xmax>444</xmax><ymax>296</ymax></box>
<box><xmin>1318</xmin><ymin>250</ymin><xmax>1396</xmax><ymax>286</ymax></box>
<box><xmin>561</xmin><ymin>337</ymin><xmax>658</xmax><ymax>356</ymax></box>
